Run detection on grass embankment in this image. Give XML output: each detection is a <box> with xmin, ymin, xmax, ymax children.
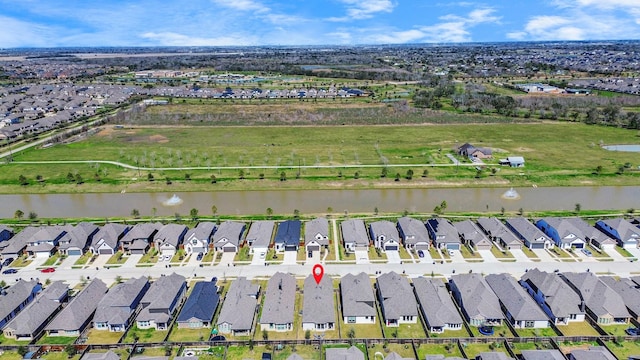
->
<box><xmin>1</xmin><ymin>122</ymin><xmax>639</xmax><ymax>194</ymax></box>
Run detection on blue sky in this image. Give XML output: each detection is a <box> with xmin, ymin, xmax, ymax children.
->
<box><xmin>1</xmin><ymin>0</ymin><xmax>640</xmax><ymax>47</ymax></box>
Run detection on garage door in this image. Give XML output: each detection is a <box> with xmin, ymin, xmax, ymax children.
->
<box><xmin>385</xmin><ymin>245</ymin><xmax>398</xmax><ymax>251</ymax></box>
<box><xmin>530</xmin><ymin>243</ymin><xmax>545</xmax><ymax>250</ymax></box>
<box><xmin>415</xmin><ymin>244</ymin><xmax>429</xmax><ymax>251</ymax></box>
<box><xmin>285</xmin><ymin>245</ymin><xmax>297</xmax><ymax>251</ymax></box>
<box><xmin>67</xmin><ymin>250</ymin><xmax>82</xmax><ymax>256</ymax></box>
<box><xmin>573</xmin><ymin>243</ymin><xmax>584</xmax><ymax>249</ymax></box>
<box><xmin>131</xmin><ymin>249</ymin><xmax>146</xmax><ymax>255</ymax></box>
<box><xmin>223</xmin><ymin>246</ymin><xmax>236</xmax><ymax>252</ymax></box>
<box><xmin>446</xmin><ymin>244</ymin><xmax>459</xmax><ymax>250</ymax></box>
<box><xmin>99</xmin><ymin>249</ymin><xmax>113</xmax><ymax>255</ymax></box>
<box><xmin>307</xmin><ymin>245</ymin><xmax>320</xmax><ymax>252</ymax></box>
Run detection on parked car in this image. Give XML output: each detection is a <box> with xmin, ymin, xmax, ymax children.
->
<box><xmin>40</xmin><ymin>267</ymin><xmax>55</xmax><ymax>273</ymax></box>
<box><xmin>626</xmin><ymin>327</ymin><xmax>639</xmax><ymax>336</ymax></box>
<box><xmin>448</xmin><ymin>250</ymin><xmax>455</xmax><ymax>256</ymax></box>
<box><xmin>417</xmin><ymin>250</ymin><xmax>425</xmax><ymax>258</ymax></box>
<box><xmin>2</xmin><ymin>268</ymin><xmax>17</xmax><ymax>274</ymax></box>
<box><xmin>196</xmin><ymin>252</ymin><xmax>203</xmax><ymax>261</ymax></box>
<box><xmin>3</xmin><ymin>257</ymin><xmax>14</xmax><ymax>267</ymax></box>
<box><xmin>581</xmin><ymin>248</ymin><xmax>593</xmax><ymax>257</ymax></box>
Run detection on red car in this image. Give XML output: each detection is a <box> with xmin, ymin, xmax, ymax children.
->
<box><xmin>40</xmin><ymin>267</ymin><xmax>55</xmax><ymax>273</ymax></box>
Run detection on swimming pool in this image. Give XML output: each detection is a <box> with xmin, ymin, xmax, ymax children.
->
<box><xmin>603</xmin><ymin>144</ymin><xmax>640</xmax><ymax>152</ymax></box>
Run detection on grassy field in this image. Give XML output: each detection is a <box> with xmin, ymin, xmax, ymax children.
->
<box><xmin>2</xmin><ymin>122</ymin><xmax>640</xmax><ymax>194</ymax></box>
<box><xmin>85</xmin><ymin>328</ymin><xmax>124</xmax><ymax>344</ymax></box>
<box><xmin>604</xmin><ymin>340</ymin><xmax>640</xmax><ymax>360</ymax></box>
<box><xmin>415</xmin><ymin>343</ymin><xmax>464</xmax><ymax>358</ymax></box>
<box><xmin>556</xmin><ymin>322</ymin><xmax>599</xmax><ymax>336</ymax></box>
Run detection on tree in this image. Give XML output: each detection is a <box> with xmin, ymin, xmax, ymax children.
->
<box><xmin>262</xmin><ymin>329</ymin><xmax>269</xmax><ymax>340</ymax></box>
<box><xmin>280</xmin><ymin>171</ymin><xmax>287</xmax><ymax>181</ymax></box>
<box><xmin>17</xmin><ymin>346</ymin><xmax>28</xmax><ymax>357</ymax></box>
<box><xmin>517</xmin><ymin>208</ymin><xmax>524</xmax><ymax>216</ymax></box>
<box><xmin>165</xmin><ymin>177</ymin><xmax>172</xmax><ymax>185</ymax></box>
<box><xmin>304</xmin><ymin>330</ymin><xmax>311</xmax><ymax>340</ymax></box>
<box><xmin>190</xmin><ymin>208</ymin><xmax>199</xmax><ymax>221</ymax></box>
<box><xmin>440</xmin><ymin>201</ymin><xmax>448</xmax><ymax>212</ymax></box>
<box><xmin>14</xmin><ymin>209</ymin><xmax>24</xmax><ymax>219</ymax></box>
<box><xmin>185</xmin><ymin>173</ymin><xmax>191</xmax><ymax>181</ymax></box>
<box><xmin>131</xmin><ymin>209</ymin><xmax>140</xmax><ymax>218</ymax></box>
<box><xmin>210</xmin><ymin>174</ymin><xmax>217</xmax><ymax>184</ymax></box>
<box><xmin>394</xmin><ymin>173</ymin><xmax>401</xmax><ymax>181</ymax></box>
<box><xmin>381</xmin><ymin>167</ymin><xmax>388</xmax><ymax>178</ymax></box>
<box><xmin>575</xmin><ymin>203</ymin><xmax>581</xmax><ymax>214</ymax></box>
<box><xmin>422</xmin><ymin>169</ymin><xmax>429</xmax><ymax>178</ymax></box>
<box><xmin>67</xmin><ymin>172</ymin><xmax>75</xmax><ymax>183</ymax></box>
<box><xmin>293</xmin><ymin>209</ymin><xmax>300</xmax><ymax>219</ymax></box>
<box><xmin>354</xmin><ymin>171</ymin><xmax>359</xmax><ymax>179</ymax></box>
<box><xmin>64</xmin><ymin>344</ymin><xmax>77</xmax><ymax>357</ymax></box>
<box><xmin>238</xmin><ymin>169</ymin><xmax>245</xmax><ymax>179</ymax></box>
<box><xmin>347</xmin><ymin>327</ymin><xmax>356</xmax><ymax>343</ymax></box>
<box><xmin>18</xmin><ymin>174</ymin><xmax>28</xmax><ymax>186</ymax></box>
<box><xmin>28</xmin><ymin>211</ymin><xmax>38</xmax><ymax>221</ymax></box>
<box><xmin>36</xmin><ymin>174</ymin><xmax>44</xmax><ymax>182</ymax></box>
<box><xmin>211</xmin><ymin>205</ymin><xmax>218</xmax><ymax>217</ymax></box>
<box><xmin>500</xmin><ymin>207</ymin><xmax>505</xmax><ymax>216</ymax></box>
<box><xmin>152</xmin><ymin>207</ymin><xmax>157</xmax><ymax>218</ymax></box>
<box><xmin>75</xmin><ymin>173</ymin><xmax>83</xmax><ymax>184</ymax></box>
<box><xmin>115</xmin><ymin>275</ymin><xmax>123</xmax><ymax>284</ymax></box>
<box><xmin>148</xmin><ymin>173</ymin><xmax>155</xmax><ymax>181</ymax></box>
<box><xmin>594</xmin><ymin>165</ymin><xmax>603</xmax><ymax>175</ymax></box>
<box><xmin>0</xmin><ymin>280</ymin><xmax>6</xmax><ymax>288</ymax></box>
<box><xmin>405</xmin><ymin>169</ymin><xmax>414</xmax><ymax>180</ymax></box>
<box><xmin>374</xmin><ymin>207</ymin><xmax>379</xmax><ymax>215</ymax></box>
<box><xmin>266</xmin><ymin>208</ymin><xmax>273</xmax><ymax>218</ymax></box>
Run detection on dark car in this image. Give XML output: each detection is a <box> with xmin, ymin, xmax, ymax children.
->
<box><xmin>211</xmin><ymin>276</ymin><xmax>218</xmax><ymax>284</ymax></box>
<box><xmin>417</xmin><ymin>250</ymin><xmax>425</xmax><ymax>258</ymax></box>
<box><xmin>2</xmin><ymin>268</ymin><xmax>18</xmax><ymax>274</ymax></box>
<box><xmin>210</xmin><ymin>335</ymin><xmax>226</xmax><ymax>341</ymax></box>
<box><xmin>40</xmin><ymin>267</ymin><xmax>56</xmax><ymax>273</ymax></box>
<box><xmin>3</xmin><ymin>258</ymin><xmax>14</xmax><ymax>267</ymax></box>
<box><xmin>196</xmin><ymin>252</ymin><xmax>203</xmax><ymax>261</ymax></box>
<box><xmin>626</xmin><ymin>327</ymin><xmax>639</xmax><ymax>336</ymax></box>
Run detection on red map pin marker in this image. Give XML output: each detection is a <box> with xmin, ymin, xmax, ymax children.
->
<box><xmin>312</xmin><ymin>264</ymin><xmax>324</xmax><ymax>285</ymax></box>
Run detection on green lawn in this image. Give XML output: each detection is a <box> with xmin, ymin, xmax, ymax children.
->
<box><xmin>368</xmin><ymin>343</ymin><xmax>416</xmax><ymax>359</ymax></box>
<box><xmin>615</xmin><ymin>246</ymin><xmax>634</xmax><ymax>258</ymax></box>
<box><xmin>428</xmin><ymin>327</ymin><xmax>471</xmax><ymax>338</ymax></box>
<box><xmin>369</xmin><ymin>247</ymin><xmax>387</xmax><ymax>261</ymax></box>
<box><xmin>601</xmin><ymin>323</ymin><xmax>635</xmax><ymax>336</ymax></box>
<box><xmin>383</xmin><ymin>323</ymin><xmax>426</xmax><ymax>339</ymax></box>
<box><xmin>509</xmin><ymin>341</ymin><xmax>556</xmax><ymax>354</ymax></box>
<box><xmin>10</xmin><ymin>255</ymin><xmax>32</xmax><ymax>267</ymax></box>
<box><xmin>225</xmin><ymin>345</ymin><xmax>268</xmax><ymax>360</ymax></box>
<box><xmin>340</xmin><ymin>322</ymin><xmax>383</xmax><ymax>339</ymax></box>
<box><xmin>0</xmin><ymin>334</ymin><xmax>31</xmax><ymax>345</ymax></box>
<box><xmin>168</xmin><ymin>326</ymin><xmax>212</xmax><ymax>342</ymax></box>
<box><xmin>556</xmin><ymin>321</ymin><xmax>599</xmax><ymax>336</ymax></box>
<box><xmin>85</xmin><ymin>328</ymin><xmax>124</xmax><ymax>344</ymax></box>
<box><xmin>460</xmin><ymin>245</ymin><xmax>481</xmax><ymax>259</ymax></box>
<box><xmin>73</xmin><ymin>252</ymin><xmax>92</xmax><ymax>266</ymax></box>
<box><xmin>124</xmin><ymin>325</ymin><xmax>168</xmax><ymax>343</ymax></box>
<box><xmin>42</xmin><ymin>252</ymin><xmax>62</xmax><ymax>266</ymax></box>
<box><xmin>557</xmin><ymin>340</ymin><xmax>601</xmax><ymax>355</ymax></box>
<box><xmin>106</xmin><ymin>251</ymin><xmax>127</xmax><ymax>265</ymax></box>
<box><xmin>131</xmin><ymin>347</ymin><xmax>173</xmax><ymax>358</ymax></box>
<box><xmin>521</xmin><ymin>247</ymin><xmax>539</xmax><ymax>259</ymax></box>
<box><xmin>39</xmin><ymin>352</ymin><xmax>81</xmax><ymax>360</ymax></box>
<box><xmin>0</xmin><ymin>352</ymin><xmax>22</xmax><ymax>360</ymax></box>
<box><xmin>469</xmin><ymin>324</ymin><xmax>514</xmax><ymax>338</ymax></box>
<box><xmin>273</xmin><ymin>345</ymin><xmax>321</xmax><ymax>360</ymax></box>
<box><xmin>490</xmin><ymin>246</ymin><xmax>514</xmax><ymax>259</ymax></box>
<box><xmin>515</xmin><ymin>327</ymin><xmax>559</xmax><ymax>337</ymax></box>
<box><xmin>37</xmin><ymin>336</ymin><xmax>77</xmax><ymax>345</ymax></box>
<box><xmin>416</xmin><ymin>343</ymin><xmax>463</xmax><ymax>359</ymax></box>
<box><xmin>604</xmin><ymin>340</ymin><xmax>640</xmax><ymax>360</ymax></box>
<box><xmin>460</xmin><ymin>342</ymin><xmax>508</xmax><ymax>359</ymax></box>
<box><xmin>138</xmin><ymin>248</ymin><xmax>159</xmax><ymax>264</ymax></box>
<box><xmin>234</xmin><ymin>246</ymin><xmax>251</xmax><ymax>262</ymax></box>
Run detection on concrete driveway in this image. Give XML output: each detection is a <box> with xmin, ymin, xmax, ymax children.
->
<box><xmin>251</xmin><ymin>251</ymin><xmax>267</xmax><ymax>266</ymax></box>
<box><xmin>533</xmin><ymin>249</ymin><xmax>555</xmax><ymax>262</ymax></box>
<box><xmin>217</xmin><ymin>252</ymin><xmax>235</xmax><ymax>267</ymax></box>
<box><xmin>123</xmin><ymin>254</ymin><xmax>143</xmax><ymax>268</ymax></box>
<box><xmin>604</xmin><ymin>247</ymin><xmax>626</xmax><ymax>261</ymax></box>
<box><xmin>283</xmin><ymin>251</ymin><xmax>297</xmax><ymax>265</ymax></box>
<box><xmin>626</xmin><ymin>247</ymin><xmax>640</xmax><ymax>259</ymax></box>
<box><xmin>449</xmin><ymin>250</ymin><xmax>465</xmax><ymax>263</ymax></box>
<box><xmin>307</xmin><ymin>251</ymin><xmax>321</xmax><ymax>264</ymax></box>
<box><xmin>510</xmin><ymin>249</ymin><xmax>531</xmax><ymax>262</ymax></box>
<box><xmin>386</xmin><ymin>250</ymin><xmax>401</xmax><ymax>264</ymax></box>
<box><xmin>355</xmin><ymin>249</ymin><xmax>369</xmax><ymax>264</ymax></box>
<box><xmin>91</xmin><ymin>254</ymin><xmax>111</xmax><ymax>268</ymax></box>
<box><xmin>58</xmin><ymin>255</ymin><xmax>80</xmax><ymax>269</ymax></box>
<box><xmin>417</xmin><ymin>249</ymin><xmax>433</xmax><ymax>263</ymax></box>
<box><xmin>478</xmin><ymin>250</ymin><xmax>498</xmax><ymax>263</ymax></box>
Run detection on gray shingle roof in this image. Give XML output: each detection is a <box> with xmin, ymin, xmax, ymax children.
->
<box><xmin>454</xmin><ymin>220</ymin><xmax>490</xmax><ymax>247</ymax></box>
<box><xmin>81</xmin><ymin>351</ymin><xmax>121</xmax><ymax>360</ymax></box>
<box><xmin>0</xmin><ymin>279</ymin><xmax>40</xmax><ymax>325</ymax></box>
<box><xmin>58</xmin><ymin>222</ymin><xmax>98</xmax><ymax>252</ymax></box>
<box><xmin>154</xmin><ymin>224</ymin><xmax>188</xmax><ymax>248</ymax></box>
<box><xmin>601</xmin><ymin>277</ymin><xmax>640</xmax><ymax>317</ymax></box>
<box><xmin>1</xmin><ymin>226</ymin><xmax>40</xmax><ymax>255</ymax></box>
<box><xmin>598</xmin><ymin>218</ymin><xmax>640</xmax><ymax>242</ymax></box>
<box><xmin>506</xmin><ymin>217</ymin><xmax>551</xmax><ymax>245</ymax></box>
<box><xmin>413</xmin><ymin>277</ymin><xmax>462</xmax><ymax>328</ymax></box>
<box><xmin>369</xmin><ymin>221</ymin><xmax>400</xmax><ymax>247</ymax></box>
<box><xmin>426</xmin><ymin>218</ymin><xmax>460</xmax><ymax>245</ymax></box>
<box><xmin>91</xmin><ymin>223</ymin><xmax>129</xmax><ymax>251</ymax></box>
<box><xmin>562</xmin><ymin>272</ymin><xmax>630</xmax><ymax>319</ymax></box>
<box><xmin>137</xmin><ymin>273</ymin><xmax>186</xmax><ymax>324</ymax></box>
<box><xmin>93</xmin><ymin>277</ymin><xmax>149</xmax><ymax>326</ymax></box>
<box><xmin>570</xmin><ymin>346</ymin><xmax>616</xmax><ymax>360</ymax></box>
<box><xmin>520</xmin><ymin>269</ymin><xmax>584</xmax><ymax>319</ymax></box>
<box><xmin>340</xmin><ymin>273</ymin><xmax>376</xmax><ymax>318</ymax></box>
<box><xmin>185</xmin><ymin>222</ymin><xmax>216</xmax><ymax>245</ymax></box>
<box><xmin>538</xmin><ymin>218</ymin><xmax>585</xmax><ymax>245</ymax></box>
<box><xmin>325</xmin><ymin>346</ymin><xmax>365</xmax><ymax>360</ymax></box>
<box><xmin>304</xmin><ymin>217</ymin><xmax>329</xmax><ymax>246</ymax></box>
<box><xmin>302</xmin><ymin>274</ymin><xmax>335</xmax><ymax>325</ymax></box>
<box><xmin>3</xmin><ymin>281</ymin><xmax>68</xmax><ymax>336</ymax></box>
<box><xmin>397</xmin><ymin>217</ymin><xmax>429</xmax><ymax>246</ymax></box>
<box><xmin>520</xmin><ymin>350</ymin><xmax>565</xmax><ymax>360</ymax></box>
<box><xmin>246</xmin><ymin>221</ymin><xmax>274</xmax><ymax>248</ymax></box>
<box><xmin>45</xmin><ymin>279</ymin><xmax>107</xmax><ymax>332</ymax></box>
<box><xmin>341</xmin><ymin>219</ymin><xmax>369</xmax><ymax>247</ymax></box>
<box><xmin>476</xmin><ymin>353</ymin><xmax>514</xmax><ymax>360</ymax></box>
<box><xmin>217</xmin><ymin>277</ymin><xmax>260</xmax><ymax>331</ymax></box>
<box><xmin>177</xmin><ymin>281</ymin><xmax>219</xmax><ymax>323</ymax></box>
<box><xmin>476</xmin><ymin>217</ymin><xmax>521</xmax><ymax>247</ymax></box>
<box><xmin>450</xmin><ymin>273</ymin><xmax>504</xmax><ymax>322</ymax></box>
<box><xmin>275</xmin><ymin>220</ymin><xmax>301</xmax><ymax>247</ymax></box>
<box><xmin>376</xmin><ymin>272</ymin><xmax>418</xmax><ymax>320</ymax></box>
<box><xmin>213</xmin><ymin>221</ymin><xmax>246</xmax><ymax>247</ymax></box>
<box><xmin>122</xmin><ymin>222</ymin><xmax>161</xmax><ymax>243</ymax></box>
<box><xmin>260</xmin><ymin>272</ymin><xmax>296</xmax><ymax>325</ymax></box>
<box><xmin>485</xmin><ymin>274</ymin><xmax>548</xmax><ymax>322</ymax></box>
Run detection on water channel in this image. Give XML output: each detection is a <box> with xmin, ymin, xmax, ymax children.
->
<box><xmin>2</xmin><ymin>186</ymin><xmax>639</xmax><ymax>218</ymax></box>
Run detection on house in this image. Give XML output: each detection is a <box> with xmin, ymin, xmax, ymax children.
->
<box><xmin>2</xmin><ymin>281</ymin><xmax>68</xmax><ymax>340</ymax></box>
<box><xmin>217</xmin><ymin>277</ymin><xmax>260</xmax><ymax>335</ymax></box>
<box><xmin>499</xmin><ymin>156</ymin><xmax>525</xmax><ymax>167</ymax></box>
<box><xmin>569</xmin><ymin>346</ymin><xmax>617</xmax><ymax>360</ymax></box>
<box><xmin>304</xmin><ymin>217</ymin><xmax>329</xmax><ymax>252</ymax></box>
<box><xmin>176</xmin><ymin>281</ymin><xmax>219</xmax><ymax>328</ymax></box>
<box><xmin>302</xmin><ymin>274</ymin><xmax>335</xmax><ymax>331</ymax></box>
<box><xmin>476</xmin><ymin>353</ymin><xmax>514</xmax><ymax>360</ymax></box>
<box><xmin>0</xmin><ymin>279</ymin><xmax>42</xmax><ymax>330</ymax></box>
<box><xmin>1</xmin><ymin>226</ymin><xmax>40</xmax><ymax>258</ymax></box>
<box><xmin>93</xmin><ymin>277</ymin><xmax>150</xmax><ymax>332</ymax></box>
<box><xmin>260</xmin><ymin>272</ymin><xmax>296</xmax><ymax>332</ymax></box>
<box><xmin>425</xmin><ymin>356</ymin><xmax>466</xmax><ymax>360</ymax></box>
<box><xmin>184</xmin><ymin>222</ymin><xmax>216</xmax><ymax>255</ymax></box>
<box><xmin>397</xmin><ymin>217</ymin><xmax>430</xmax><ymax>251</ymax></box>
<box><xmin>120</xmin><ymin>222</ymin><xmax>161</xmax><ymax>254</ymax></box>
<box><xmin>449</xmin><ymin>273</ymin><xmax>504</xmax><ymax>327</ymax></box>
<box><xmin>0</xmin><ymin>225</ymin><xmax>14</xmax><ymax>242</ymax></box>
<box><xmin>90</xmin><ymin>223</ymin><xmax>130</xmax><ymax>255</ymax></box>
<box><xmin>426</xmin><ymin>218</ymin><xmax>461</xmax><ymax>251</ymax></box>
<box><xmin>26</xmin><ymin>225</ymin><xmax>67</xmax><ymax>258</ymax></box>
<box><xmin>81</xmin><ymin>351</ymin><xmax>121</xmax><ymax>360</ymax></box>
<box><xmin>274</xmin><ymin>220</ymin><xmax>301</xmax><ymax>252</ymax></box>
<box><xmin>341</xmin><ymin>219</ymin><xmax>369</xmax><ymax>252</ymax></box>
<box><xmin>600</xmin><ymin>277</ymin><xmax>640</xmax><ymax>322</ymax></box>
<box><xmin>454</xmin><ymin>220</ymin><xmax>492</xmax><ymax>250</ymax></box>
<box><xmin>376</xmin><ymin>271</ymin><xmax>418</xmax><ymax>327</ymax></box>
<box><xmin>369</xmin><ymin>220</ymin><xmax>401</xmax><ymax>251</ymax></box>
<box><xmin>562</xmin><ymin>272</ymin><xmax>630</xmax><ymax>325</ymax></box>
<box><xmin>458</xmin><ymin>143</ymin><xmax>493</xmax><ymax>159</ymax></box>
<box><xmin>384</xmin><ymin>353</ymin><xmax>413</xmax><ymax>360</ymax></box>
<box><xmin>58</xmin><ymin>222</ymin><xmax>99</xmax><ymax>256</ymax></box>
<box><xmin>213</xmin><ymin>221</ymin><xmax>246</xmax><ymax>253</ymax></box>
<box><xmin>595</xmin><ymin>218</ymin><xmax>640</xmax><ymax>249</ymax></box>
<box><xmin>520</xmin><ymin>350</ymin><xmax>565</xmax><ymax>360</ymax></box>
<box><xmin>413</xmin><ymin>277</ymin><xmax>463</xmax><ymax>333</ymax></box>
<box><xmin>485</xmin><ymin>274</ymin><xmax>549</xmax><ymax>329</ymax></box>
<box><xmin>340</xmin><ymin>273</ymin><xmax>376</xmax><ymax>325</ymax></box>
<box><xmin>325</xmin><ymin>346</ymin><xmax>365</xmax><ymax>360</ymax></box>
<box><xmin>520</xmin><ymin>269</ymin><xmax>585</xmax><ymax>325</ymax></box>
<box><xmin>477</xmin><ymin>217</ymin><xmax>522</xmax><ymax>250</ymax></box>
<box><xmin>154</xmin><ymin>224</ymin><xmax>188</xmax><ymax>257</ymax></box>
<box><xmin>45</xmin><ymin>279</ymin><xmax>108</xmax><ymax>337</ymax></box>
<box><xmin>136</xmin><ymin>273</ymin><xmax>187</xmax><ymax>330</ymax></box>
<box><xmin>246</xmin><ymin>221</ymin><xmax>274</xmax><ymax>255</ymax></box>
<box><xmin>536</xmin><ymin>218</ymin><xmax>586</xmax><ymax>249</ymax></box>
<box><xmin>563</xmin><ymin>218</ymin><xmax>616</xmax><ymax>250</ymax></box>
<box><xmin>505</xmin><ymin>218</ymin><xmax>553</xmax><ymax>249</ymax></box>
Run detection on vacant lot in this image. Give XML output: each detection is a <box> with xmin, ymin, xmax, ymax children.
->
<box><xmin>3</xmin><ymin>122</ymin><xmax>639</xmax><ymax>193</ymax></box>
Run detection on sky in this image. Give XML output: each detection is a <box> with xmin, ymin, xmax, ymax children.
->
<box><xmin>1</xmin><ymin>0</ymin><xmax>640</xmax><ymax>48</ymax></box>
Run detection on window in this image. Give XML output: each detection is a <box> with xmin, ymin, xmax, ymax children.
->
<box><xmin>525</xmin><ymin>321</ymin><xmax>535</xmax><ymax>328</ymax></box>
<box><xmin>192</xmin><ymin>239</ymin><xmax>198</xmax><ymax>245</ymax></box>
<box><xmin>347</xmin><ymin>317</ymin><xmax>356</xmax><ymax>324</ymax></box>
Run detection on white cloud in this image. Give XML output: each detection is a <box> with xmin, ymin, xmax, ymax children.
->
<box><xmin>0</xmin><ymin>16</ymin><xmax>58</xmax><ymax>47</ymax></box>
<box><xmin>140</xmin><ymin>32</ymin><xmax>256</xmax><ymax>46</ymax></box>
<box><xmin>328</xmin><ymin>0</ymin><xmax>395</xmax><ymax>21</ymax></box>
<box><xmin>210</xmin><ymin>0</ymin><xmax>269</xmax><ymax>13</ymax></box>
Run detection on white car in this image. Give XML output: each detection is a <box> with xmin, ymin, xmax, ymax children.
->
<box><xmin>448</xmin><ymin>250</ymin><xmax>455</xmax><ymax>256</ymax></box>
<box><xmin>259</xmin><ymin>252</ymin><xmax>266</xmax><ymax>259</ymax></box>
